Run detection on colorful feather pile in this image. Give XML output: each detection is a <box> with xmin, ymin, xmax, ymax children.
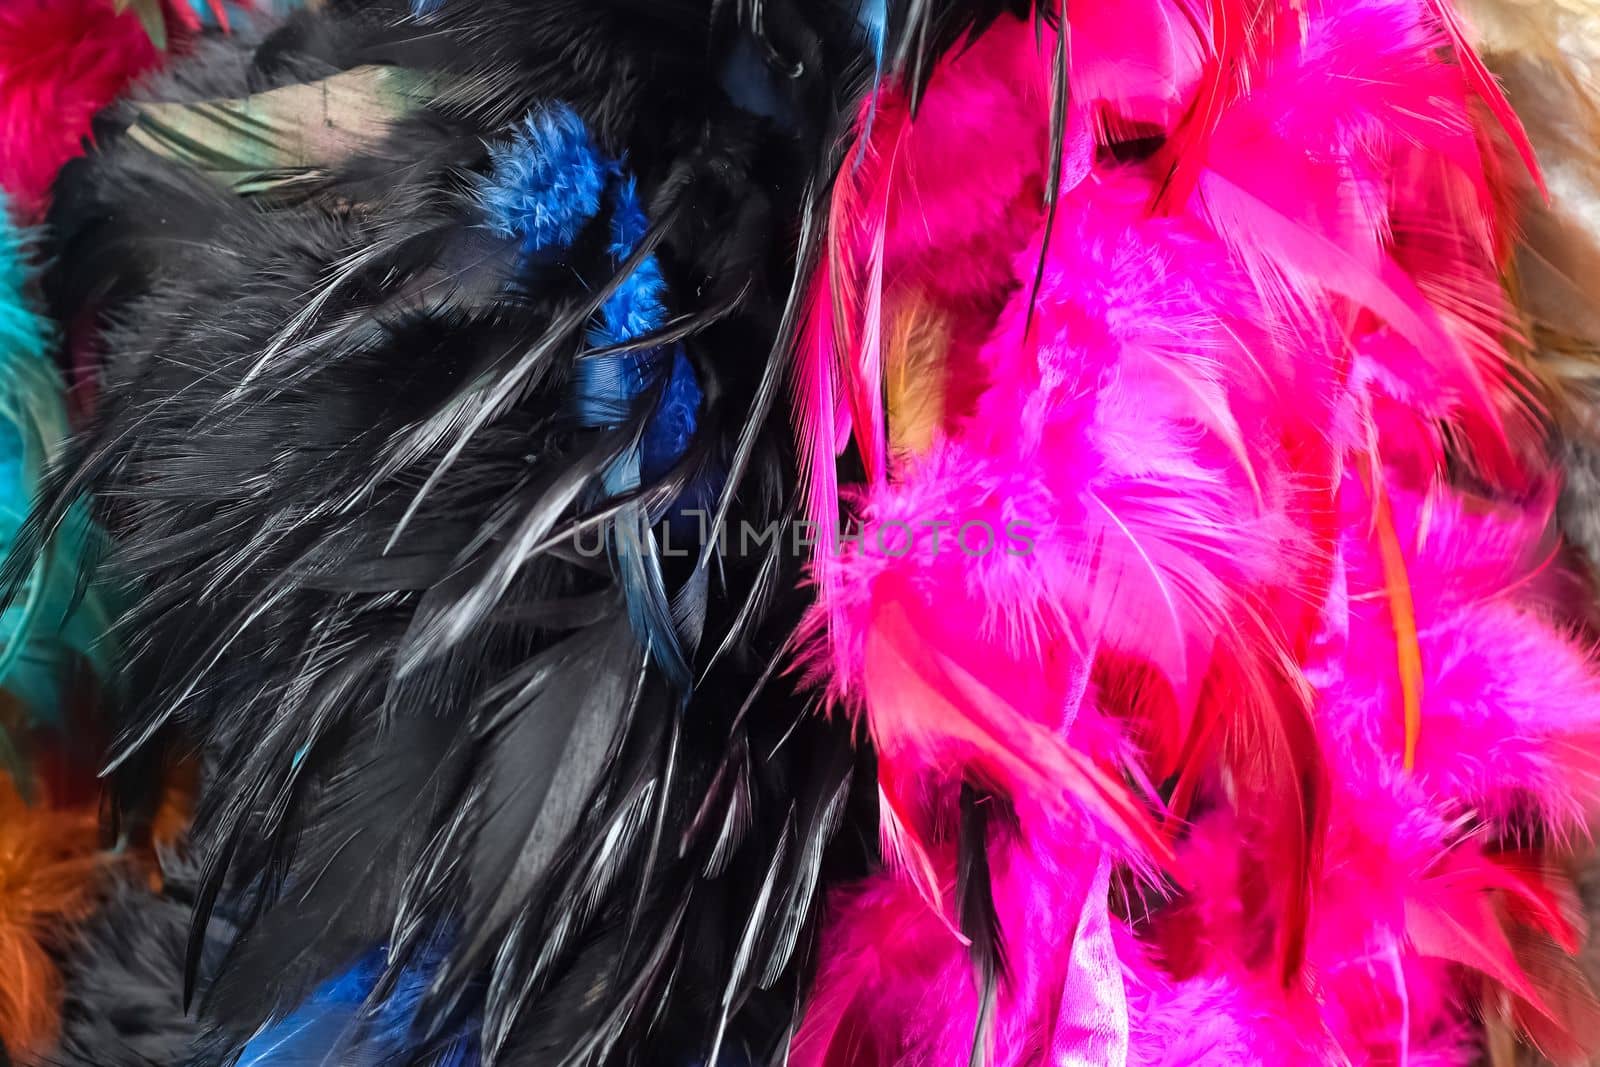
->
<box><xmin>0</xmin><ymin>1</ymin><xmax>278</xmax><ymax>1057</ymax></box>
<box><xmin>9</xmin><ymin>1</ymin><xmax>869</xmax><ymax>1063</ymax></box>
<box><xmin>4</xmin><ymin>0</ymin><xmax>1600</xmax><ymax>1065</ymax></box>
<box><xmin>0</xmin><ymin>191</ymin><xmax>114</xmax><ymax>1064</ymax></box>
<box><xmin>0</xmin><ymin>0</ymin><xmax>267</xmax><ymax>223</ymax></box>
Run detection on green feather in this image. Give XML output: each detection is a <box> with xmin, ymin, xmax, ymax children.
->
<box><xmin>124</xmin><ymin>66</ymin><xmax>442</xmax><ymax>194</ymax></box>
<box><xmin>112</xmin><ymin>0</ymin><xmax>168</xmax><ymax>51</ymax></box>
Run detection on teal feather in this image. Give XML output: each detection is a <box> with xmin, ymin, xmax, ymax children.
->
<box><xmin>0</xmin><ymin>192</ymin><xmax>114</xmax><ymax>754</ymax></box>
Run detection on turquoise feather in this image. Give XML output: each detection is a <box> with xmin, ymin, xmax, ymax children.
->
<box><xmin>0</xmin><ymin>192</ymin><xmax>113</xmax><ymax>758</ymax></box>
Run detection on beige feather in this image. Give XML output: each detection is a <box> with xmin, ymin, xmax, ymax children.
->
<box><xmin>1458</xmin><ymin>10</ymin><xmax>1600</xmax><ymax>1064</ymax></box>
<box><xmin>1462</xmin><ymin>0</ymin><xmax>1600</xmax><ymax>576</ymax></box>
<box><xmin>1463</xmin><ymin>0</ymin><xmax>1600</xmax><ymax>380</ymax></box>
<box><xmin>884</xmin><ymin>296</ymin><xmax>950</xmax><ymax>460</ymax></box>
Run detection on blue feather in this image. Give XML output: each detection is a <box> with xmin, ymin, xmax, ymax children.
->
<box><xmin>488</xmin><ymin>122</ymin><xmax>699</xmax><ymax>474</ymax></box>
<box><xmin>718</xmin><ymin>34</ymin><xmax>798</xmax><ymax>125</ymax></box>
<box><xmin>0</xmin><ymin>193</ymin><xmax>114</xmax><ymax>740</ymax></box>
<box><xmin>578</xmin><ymin>175</ymin><xmax>697</xmax><ymax>470</ymax></box>
<box><xmin>640</xmin><ymin>351</ymin><xmax>702</xmax><ymax>483</ymax></box>
<box><xmin>584</xmin><ymin>151</ymin><xmax>702</xmax><ymax>689</ymax></box>
<box><xmin>185</xmin><ymin>0</ymin><xmax>302</xmax><ymax>26</ymax></box>
<box><xmin>477</xmin><ymin>106</ymin><xmax>613</xmax><ymax>259</ymax></box>
<box><xmin>236</xmin><ymin>943</ymin><xmax>477</xmax><ymax>1067</ymax></box>
<box><xmin>486</xmin><ymin>106</ymin><xmax>706</xmax><ymax>690</ymax></box>
<box><xmin>857</xmin><ymin>0</ymin><xmax>887</xmax><ymax>152</ymax></box>
<box><xmin>859</xmin><ymin>0</ymin><xmax>886</xmax><ymax>69</ymax></box>
<box><xmin>593</xmin><ymin>174</ymin><xmax>667</xmax><ymax>350</ymax></box>
<box><xmin>605</xmin><ymin>171</ymin><xmax>650</xmax><ymax>256</ymax></box>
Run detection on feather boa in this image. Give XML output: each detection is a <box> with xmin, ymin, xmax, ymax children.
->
<box><xmin>790</xmin><ymin>2</ymin><xmax>1600</xmax><ymax>1065</ymax></box>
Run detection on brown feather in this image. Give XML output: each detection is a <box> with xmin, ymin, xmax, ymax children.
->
<box><xmin>1463</xmin><ymin>0</ymin><xmax>1600</xmax><ymax>577</ymax></box>
<box><xmin>1466</xmin><ymin>0</ymin><xmax>1600</xmax><ymax>400</ymax></box>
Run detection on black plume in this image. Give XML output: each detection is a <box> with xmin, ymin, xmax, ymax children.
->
<box><xmin>21</xmin><ymin>1</ymin><xmax>876</xmax><ymax>1063</ymax></box>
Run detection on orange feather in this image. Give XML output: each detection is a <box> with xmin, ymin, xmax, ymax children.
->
<box><xmin>0</xmin><ymin>773</ymin><xmax>104</xmax><ymax>1056</ymax></box>
<box><xmin>1365</xmin><ymin>461</ymin><xmax>1425</xmax><ymax>772</ymax></box>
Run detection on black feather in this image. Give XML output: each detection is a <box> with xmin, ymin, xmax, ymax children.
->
<box><xmin>957</xmin><ymin>784</ymin><xmax>1007</xmax><ymax>1067</ymax></box>
<box><xmin>884</xmin><ymin>0</ymin><xmax>1048</xmax><ymax>112</ymax></box>
<box><xmin>18</xmin><ymin>2</ymin><xmax>876</xmax><ymax>1064</ymax></box>
<box><xmin>1024</xmin><ymin>8</ymin><xmax>1069</xmax><ymax>340</ymax></box>
<box><xmin>52</xmin><ymin>847</ymin><xmax>238</xmax><ymax>1067</ymax></box>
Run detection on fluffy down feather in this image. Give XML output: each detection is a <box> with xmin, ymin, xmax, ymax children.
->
<box><xmin>790</xmin><ymin>1</ymin><xmax>1600</xmax><ymax>1064</ymax></box>
<box><xmin>0</xmin><ymin>775</ymin><xmax>103</xmax><ymax>1061</ymax></box>
<box><xmin>50</xmin><ymin>846</ymin><xmax>237</xmax><ymax>1067</ymax></box>
<box><xmin>0</xmin><ymin>0</ymin><xmax>163</xmax><ymax>220</ymax></box>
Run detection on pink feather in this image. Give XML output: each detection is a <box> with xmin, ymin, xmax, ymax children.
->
<box><xmin>1423</xmin><ymin>0</ymin><xmax>1547</xmax><ymax>200</ymax></box>
<box><xmin>789</xmin><ymin>0</ymin><xmax>1600</xmax><ymax>1062</ymax></box>
<box><xmin>0</xmin><ymin>0</ymin><xmax>163</xmax><ymax>219</ymax></box>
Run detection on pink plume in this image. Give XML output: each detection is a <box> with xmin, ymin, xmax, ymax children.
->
<box><xmin>790</xmin><ymin>1</ymin><xmax>1600</xmax><ymax>1062</ymax></box>
<box><xmin>0</xmin><ymin>0</ymin><xmax>162</xmax><ymax>219</ymax></box>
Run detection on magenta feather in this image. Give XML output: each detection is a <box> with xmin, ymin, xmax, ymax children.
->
<box><xmin>789</xmin><ymin>0</ymin><xmax>1600</xmax><ymax>1063</ymax></box>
